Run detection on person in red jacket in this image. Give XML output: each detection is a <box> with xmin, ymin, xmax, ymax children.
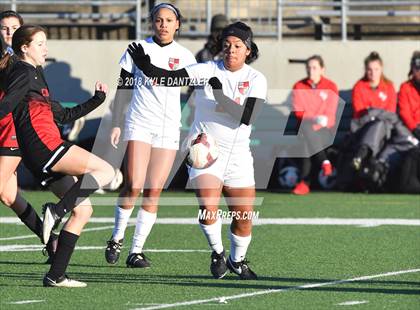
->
<box><xmin>351</xmin><ymin>52</ymin><xmax>397</xmax><ymax>170</ymax></box>
<box><xmin>291</xmin><ymin>55</ymin><xmax>339</xmax><ymax>195</ymax></box>
<box><xmin>399</xmin><ymin>51</ymin><xmax>420</xmax><ymax>140</ymax></box>
<box><xmin>352</xmin><ymin>52</ymin><xmax>397</xmax><ymax>119</ymax></box>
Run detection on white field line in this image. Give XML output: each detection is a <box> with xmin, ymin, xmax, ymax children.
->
<box><xmin>337</xmin><ymin>300</ymin><xmax>369</xmax><ymax>306</ymax></box>
<box><xmin>6</xmin><ymin>300</ymin><xmax>45</xmax><ymax>305</ymax></box>
<box><xmin>1</xmin><ymin>217</ymin><xmax>420</xmax><ymax>226</ymax></box>
<box><xmin>0</xmin><ymin>244</ymin><xmax>210</xmax><ymax>253</ymax></box>
<box><xmin>132</xmin><ymin>269</ymin><xmax>420</xmax><ymax>310</ymax></box>
<box><xmin>0</xmin><ymin>224</ymin><xmax>131</xmax><ymax>241</ymax></box>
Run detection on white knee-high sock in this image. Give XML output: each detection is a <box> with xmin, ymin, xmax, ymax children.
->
<box><xmin>130</xmin><ymin>208</ymin><xmax>157</xmax><ymax>254</ymax></box>
<box><xmin>112</xmin><ymin>205</ymin><xmax>134</xmax><ymax>242</ymax></box>
<box><xmin>199</xmin><ymin>218</ymin><xmax>224</xmax><ymax>254</ymax></box>
<box><xmin>229</xmin><ymin>230</ymin><xmax>251</xmax><ymax>262</ymax></box>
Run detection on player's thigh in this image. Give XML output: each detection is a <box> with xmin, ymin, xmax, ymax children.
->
<box><xmin>125</xmin><ymin>140</ymin><xmax>152</xmax><ymax>189</ymax></box>
<box><xmin>193</xmin><ymin>174</ymin><xmax>224</xmax><ymax>209</ymax></box>
<box><xmin>0</xmin><ymin>156</ymin><xmax>20</xmax><ymax>193</ymax></box>
<box><xmin>145</xmin><ymin>147</ymin><xmax>177</xmax><ymax>189</ymax></box>
<box><xmin>223</xmin><ymin>186</ymin><xmax>255</xmax><ymax>212</ymax></box>
<box><xmin>50</xmin><ymin>145</ymin><xmax>111</xmax><ymax>176</ymax></box>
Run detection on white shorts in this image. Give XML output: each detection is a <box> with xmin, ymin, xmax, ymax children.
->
<box><xmin>123</xmin><ymin>126</ymin><xmax>180</xmax><ymax>150</ymax></box>
<box><xmin>188</xmin><ymin>145</ymin><xmax>255</xmax><ymax>188</ymax></box>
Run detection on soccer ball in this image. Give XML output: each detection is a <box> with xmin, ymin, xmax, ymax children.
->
<box><xmin>318</xmin><ymin>168</ymin><xmax>337</xmax><ymax>189</ymax></box>
<box><xmin>187</xmin><ymin>132</ymin><xmax>218</xmax><ymax>169</ymax></box>
<box><xmin>278</xmin><ymin>166</ymin><xmax>300</xmax><ymax>188</ymax></box>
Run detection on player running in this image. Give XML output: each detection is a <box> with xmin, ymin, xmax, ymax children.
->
<box><xmin>0</xmin><ymin>24</ymin><xmax>114</xmax><ymax>287</ymax></box>
<box><xmin>0</xmin><ymin>10</ymin><xmax>58</xmax><ymax>262</ymax></box>
<box><xmin>126</xmin><ymin>21</ymin><xmax>267</xmax><ymax>279</ymax></box>
<box><xmin>105</xmin><ymin>2</ymin><xmax>196</xmax><ymax>268</ymax></box>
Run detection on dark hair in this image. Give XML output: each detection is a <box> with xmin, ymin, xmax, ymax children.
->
<box><xmin>220</xmin><ymin>22</ymin><xmax>259</xmax><ymax>64</ymax></box>
<box><xmin>409</xmin><ymin>50</ymin><xmax>420</xmax><ymax>78</ymax></box>
<box><xmin>0</xmin><ymin>10</ymin><xmax>24</xmax><ymax>26</ymax></box>
<box><xmin>149</xmin><ymin>3</ymin><xmax>182</xmax><ymax>32</ymax></box>
<box><xmin>0</xmin><ymin>24</ymin><xmax>45</xmax><ymax>70</ymax></box>
<box><xmin>306</xmin><ymin>55</ymin><xmax>324</xmax><ymax>68</ymax></box>
<box><xmin>363</xmin><ymin>51</ymin><xmax>391</xmax><ymax>84</ymax></box>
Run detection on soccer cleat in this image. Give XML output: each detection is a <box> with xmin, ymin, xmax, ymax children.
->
<box><xmin>42</xmin><ymin>232</ymin><xmax>59</xmax><ymax>264</ymax></box>
<box><xmin>126</xmin><ymin>252</ymin><xmax>151</xmax><ymax>268</ymax></box>
<box><xmin>42</xmin><ymin>203</ymin><xmax>61</xmax><ymax>244</ymax></box>
<box><xmin>321</xmin><ymin>160</ymin><xmax>333</xmax><ymax>177</ymax></box>
<box><xmin>292</xmin><ymin>181</ymin><xmax>310</xmax><ymax>195</ymax></box>
<box><xmin>210</xmin><ymin>250</ymin><xmax>228</xmax><ymax>279</ymax></box>
<box><xmin>227</xmin><ymin>256</ymin><xmax>257</xmax><ymax>280</ymax></box>
<box><xmin>43</xmin><ymin>274</ymin><xmax>87</xmax><ymax>288</ymax></box>
<box><xmin>352</xmin><ymin>157</ymin><xmax>362</xmax><ymax>171</ymax></box>
<box><xmin>105</xmin><ymin>238</ymin><xmax>123</xmax><ymax>264</ymax></box>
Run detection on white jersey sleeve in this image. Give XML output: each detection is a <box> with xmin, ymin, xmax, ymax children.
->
<box><xmin>248</xmin><ymin>73</ymin><xmax>268</xmax><ymax>101</ymax></box>
<box><xmin>185</xmin><ymin>61</ymin><xmax>214</xmax><ymax>81</ymax></box>
<box><xmin>119</xmin><ymin>49</ymin><xmax>135</xmax><ymax>74</ymax></box>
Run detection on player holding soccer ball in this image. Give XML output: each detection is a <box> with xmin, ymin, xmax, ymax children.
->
<box><xmin>127</xmin><ymin>21</ymin><xmax>267</xmax><ymax>280</ymax></box>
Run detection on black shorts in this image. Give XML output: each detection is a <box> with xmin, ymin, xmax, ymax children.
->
<box><xmin>20</xmin><ymin>141</ymin><xmax>73</xmax><ymax>187</ymax></box>
<box><xmin>0</xmin><ymin>147</ymin><xmax>21</xmax><ymax>157</ymax></box>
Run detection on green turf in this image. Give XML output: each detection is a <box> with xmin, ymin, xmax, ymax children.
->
<box><xmin>0</xmin><ymin>191</ymin><xmax>419</xmax><ymax>309</ymax></box>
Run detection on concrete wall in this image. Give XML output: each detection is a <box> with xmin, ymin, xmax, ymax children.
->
<box><xmin>44</xmin><ymin>39</ymin><xmax>420</xmax><ymax>119</ymax></box>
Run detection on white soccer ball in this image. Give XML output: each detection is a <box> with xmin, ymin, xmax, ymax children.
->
<box><xmin>318</xmin><ymin>168</ymin><xmax>337</xmax><ymax>189</ymax></box>
<box><xmin>278</xmin><ymin>166</ymin><xmax>300</xmax><ymax>188</ymax></box>
<box><xmin>187</xmin><ymin>132</ymin><xmax>218</xmax><ymax>169</ymax></box>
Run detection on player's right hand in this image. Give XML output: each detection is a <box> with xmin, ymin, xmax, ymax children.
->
<box><xmin>110</xmin><ymin>127</ymin><xmax>121</xmax><ymax>148</ymax></box>
<box><xmin>127</xmin><ymin>42</ymin><xmax>151</xmax><ymax>71</ymax></box>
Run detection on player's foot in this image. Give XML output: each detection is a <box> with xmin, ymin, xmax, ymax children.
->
<box><xmin>105</xmin><ymin>238</ymin><xmax>123</xmax><ymax>264</ymax></box>
<box><xmin>42</xmin><ymin>203</ymin><xmax>61</xmax><ymax>244</ymax></box>
<box><xmin>227</xmin><ymin>256</ymin><xmax>257</xmax><ymax>280</ymax></box>
<box><xmin>321</xmin><ymin>160</ymin><xmax>333</xmax><ymax>177</ymax></box>
<box><xmin>352</xmin><ymin>157</ymin><xmax>362</xmax><ymax>171</ymax></box>
<box><xmin>43</xmin><ymin>274</ymin><xmax>87</xmax><ymax>288</ymax></box>
<box><xmin>126</xmin><ymin>252</ymin><xmax>151</xmax><ymax>268</ymax></box>
<box><xmin>210</xmin><ymin>250</ymin><xmax>227</xmax><ymax>279</ymax></box>
<box><xmin>43</xmin><ymin>232</ymin><xmax>59</xmax><ymax>264</ymax></box>
<box><xmin>292</xmin><ymin>181</ymin><xmax>310</xmax><ymax>195</ymax></box>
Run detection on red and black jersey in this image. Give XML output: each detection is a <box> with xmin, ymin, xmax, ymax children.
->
<box><xmin>0</xmin><ymin>54</ymin><xmax>19</xmax><ymax>151</ymax></box>
<box><xmin>398</xmin><ymin>80</ymin><xmax>420</xmax><ymax>131</ymax></box>
<box><xmin>292</xmin><ymin>76</ymin><xmax>339</xmax><ymax>130</ymax></box>
<box><xmin>352</xmin><ymin>78</ymin><xmax>397</xmax><ymax>119</ymax></box>
<box><xmin>0</xmin><ymin>60</ymin><xmax>106</xmax><ymax>177</ymax></box>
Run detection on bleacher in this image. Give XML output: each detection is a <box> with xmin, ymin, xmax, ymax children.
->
<box><xmin>1</xmin><ymin>0</ymin><xmax>419</xmax><ymax>40</ymax></box>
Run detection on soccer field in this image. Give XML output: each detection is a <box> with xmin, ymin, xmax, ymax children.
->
<box><xmin>0</xmin><ymin>191</ymin><xmax>419</xmax><ymax>309</ymax></box>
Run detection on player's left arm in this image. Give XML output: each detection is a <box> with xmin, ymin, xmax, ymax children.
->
<box><xmin>51</xmin><ymin>90</ymin><xmax>106</xmax><ymax>124</ymax></box>
<box><xmin>209</xmin><ymin>77</ymin><xmax>266</xmax><ymax>126</ymax></box>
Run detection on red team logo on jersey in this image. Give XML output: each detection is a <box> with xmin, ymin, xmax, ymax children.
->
<box><xmin>41</xmin><ymin>88</ymin><xmax>49</xmax><ymax>97</ymax></box>
<box><xmin>168</xmin><ymin>58</ymin><xmax>180</xmax><ymax>70</ymax></box>
<box><xmin>238</xmin><ymin>81</ymin><xmax>250</xmax><ymax>95</ymax></box>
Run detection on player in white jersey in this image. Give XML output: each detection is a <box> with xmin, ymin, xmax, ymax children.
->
<box><xmin>105</xmin><ymin>3</ymin><xmax>196</xmax><ymax>267</ymax></box>
<box><xmin>127</xmin><ymin>22</ymin><xmax>267</xmax><ymax>279</ymax></box>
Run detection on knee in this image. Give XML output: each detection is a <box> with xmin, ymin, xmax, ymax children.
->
<box><xmin>144</xmin><ymin>188</ymin><xmax>162</xmax><ymax>197</ymax></box>
<box><xmin>102</xmin><ymin>162</ymin><xmax>116</xmax><ymax>186</ymax></box>
<box><xmin>124</xmin><ymin>182</ymin><xmax>143</xmax><ymax>197</ymax></box>
<box><xmin>0</xmin><ymin>191</ymin><xmax>15</xmax><ymax>207</ymax></box>
<box><xmin>72</xmin><ymin>204</ymin><xmax>93</xmax><ymax>224</ymax></box>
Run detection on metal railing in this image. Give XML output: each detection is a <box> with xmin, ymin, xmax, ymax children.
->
<box><xmin>1</xmin><ymin>0</ymin><xmax>419</xmax><ymax>40</ymax></box>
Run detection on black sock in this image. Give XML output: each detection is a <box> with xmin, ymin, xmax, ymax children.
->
<box><xmin>18</xmin><ymin>203</ymin><xmax>43</xmax><ymax>242</ymax></box>
<box><xmin>47</xmin><ymin>230</ymin><xmax>79</xmax><ymax>281</ymax></box>
<box><xmin>53</xmin><ymin>174</ymin><xmax>100</xmax><ymax>218</ymax></box>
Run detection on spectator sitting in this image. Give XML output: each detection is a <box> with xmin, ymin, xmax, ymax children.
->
<box><xmin>351</xmin><ymin>51</ymin><xmax>397</xmax><ymax>170</ymax></box>
<box><xmin>291</xmin><ymin>55</ymin><xmax>339</xmax><ymax>195</ymax></box>
<box><xmin>398</xmin><ymin>51</ymin><xmax>420</xmax><ymax>140</ymax></box>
